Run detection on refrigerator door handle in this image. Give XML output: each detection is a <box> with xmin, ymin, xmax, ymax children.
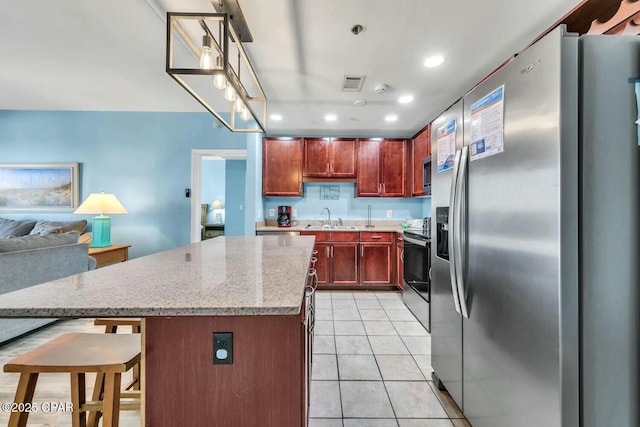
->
<box><xmin>455</xmin><ymin>146</ymin><xmax>470</xmax><ymax>319</ymax></box>
<box><xmin>448</xmin><ymin>149</ymin><xmax>462</xmax><ymax>314</ymax></box>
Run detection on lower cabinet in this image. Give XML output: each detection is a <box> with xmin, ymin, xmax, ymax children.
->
<box><xmin>303</xmin><ymin>231</ymin><xmax>396</xmax><ymax>287</ymax></box>
<box><xmin>360</xmin><ymin>232</ymin><xmax>394</xmax><ymax>286</ymax></box>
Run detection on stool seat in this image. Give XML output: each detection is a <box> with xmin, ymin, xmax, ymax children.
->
<box><xmin>4</xmin><ymin>333</ymin><xmax>141</xmax><ymax>427</ymax></box>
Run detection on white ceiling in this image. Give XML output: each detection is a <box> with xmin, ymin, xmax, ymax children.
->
<box><xmin>0</xmin><ymin>0</ymin><xmax>582</xmax><ymax>137</ymax></box>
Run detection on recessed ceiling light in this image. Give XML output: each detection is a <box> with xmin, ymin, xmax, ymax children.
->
<box><xmin>424</xmin><ymin>55</ymin><xmax>444</xmax><ymax>68</ymax></box>
<box><xmin>324</xmin><ymin>114</ymin><xmax>337</xmax><ymax>122</ymax></box>
<box><xmin>354</xmin><ymin>99</ymin><xmax>367</xmax><ymax>106</ymax></box>
<box><xmin>270</xmin><ymin>114</ymin><xmax>283</xmax><ymax>121</ymax></box>
<box><xmin>398</xmin><ymin>95</ymin><xmax>414</xmax><ymax>104</ymax></box>
<box><xmin>385</xmin><ymin>114</ymin><xmax>398</xmax><ymax>122</ymax></box>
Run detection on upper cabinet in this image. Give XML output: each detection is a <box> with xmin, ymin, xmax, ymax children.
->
<box><xmin>412</xmin><ymin>125</ymin><xmax>431</xmax><ymax>197</ymax></box>
<box><xmin>262</xmin><ymin>137</ymin><xmax>303</xmax><ymax>197</ymax></box>
<box><xmin>356</xmin><ymin>138</ymin><xmax>408</xmax><ymax>197</ymax></box>
<box><xmin>303</xmin><ymin>138</ymin><xmax>357</xmax><ymax>178</ymax></box>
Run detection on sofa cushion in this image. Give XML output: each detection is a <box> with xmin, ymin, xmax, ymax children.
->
<box><xmin>28</xmin><ymin>224</ymin><xmax>62</xmax><ymax>236</ymax></box>
<box><xmin>0</xmin><ymin>218</ymin><xmax>37</xmax><ymax>238</ymax></box>
<box><xmin>0</xmin><ymin>231</ymin><xmax>79</xmax><ymax>252</ymax></box>
<box><xmin>29</xmin><ymin>219</ymin><xmax>87</xmax><ymax>235</ymax></box>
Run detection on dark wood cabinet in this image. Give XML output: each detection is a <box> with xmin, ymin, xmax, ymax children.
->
<box><xmin>301</xmin><ymin>231</ymin><xmax>359</xmax><ymax>287</ymax></box>
<box><xmin>412</xmin><ymin>125</ymin><xmax>431</xmax><ymax>197</ymax></box>
<box><xmin>356</xmin><ymin>138</ymin><xmax>408</xmax><ymax>197</ymax></box>
<box><xmin>360</xmin><ymin>232</ymin><xmax>394</xmax><ymax>286</ymax></box>
<box><xmin>262</xmin><ymin>137</ymin><xmax>303</xmax><ymax>196</ymax></box>
<box><xmin>303</xmin><ymin>138</ymin><xmax>356</xmax><ymax>178</ymax></box>
<box><xmin>314</xmin><ymin>242</ymin><xmax>331</xmax><ymax>285</ymax></box>
<box><xmin>396</xmin><ymin>233</ymin><xmax>404</xmax><ymax>289</ymax></box>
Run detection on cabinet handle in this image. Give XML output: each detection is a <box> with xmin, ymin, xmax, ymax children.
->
<box><xmin>401</xmin><ymin>250</ymin><xmax>404</xmax><ymax>262</ymax></box>
<box><xmin>330</xmin><ymin>246</ymin><xmax>333</xmax><ymax>258</ymax></box>
<box><xmin>329</xmin><ymin>163</ymin><xmax>333</xmax><ymax>173</ymax></box>
<box><xmin>327</xmin><ymin>162</ymin><xmax>330</xmax><ymax>173</ymax></box>
<box><xmin>378</xmin><ymin>183</ymin><xmax>382</xmax><ymax>194</ymax></box>
<box><xmin>361</xmin><ymin>245</ymin><xmax>364</xmax><ymax>257</ymax></box>
<box><xmin>326</xmin><ymin>246</ymin><xmax>330</xmax><ymax>258</ymax></box>
<box><xmin>371</xmin><ymin>236</ymin><xmax>382</xmax><ymax>239</ymax></box>
<box><xmin>383</xmin><ymin>183</ymin><xmax>386</xmax><ymax>194</ymax></box>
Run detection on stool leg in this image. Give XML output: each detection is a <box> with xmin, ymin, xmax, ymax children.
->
<box><xmin>8</xmin><ymin>372</ymin><xmax>38</xmax><ymax>427</ymax></box>
<box><xmin>102</xmin><ymin>372</ymin><xmax>122</xmax><ymax>427</ymax></box>
<box><xmin>70</xmin><ymin>372</ymin><xmax>87</xmax><ymax>427</ymax></box>
<box><xmin>86</xmin><ymin>372</ymin><xmax>105</xmax><ymax>427</ymax></box>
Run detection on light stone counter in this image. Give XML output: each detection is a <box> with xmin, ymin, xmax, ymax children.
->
<box><xmin>0</xmin><ymin>236</ymin><xmax>315</xmax><ymax>317</ymax></box>
<box><xmin>256</xmin><ymin>220</ymin><xmax>405</xmax><ymax>233</ymax></box>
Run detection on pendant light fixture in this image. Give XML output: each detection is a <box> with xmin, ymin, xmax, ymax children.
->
<box><xmin>166</xmin><ymin>12</ymin><xmax>267</xmax><ymax>133</ymax></box>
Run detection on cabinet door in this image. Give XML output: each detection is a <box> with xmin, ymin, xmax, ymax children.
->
<box><xmin>356</xmin><ymin>139</ymin><xmax>381</xmax><ymax>196</ymax></box>
<box><xmin>380</xmin><ymin>139</ymin><xmax>407</xmax><ymax>197</ymax></box>
<box><xmin>262</xmin><ymin>137</ymin><xmax>303</xmax><ymax>196</ymax></box>
<box><xmin>412</xmin><ymin>126</ymin><xmax>430</xmax><ymax>196</ymax></box>
<box><xmin>303</xmin><ymin>138</ymin><xmax>330</xmax><ymax>177</ymax></box>
<box><xmin>360</xmin><ymin>243</ymin><xmax>393</xmax><ymax>285</ymax></box>
<box><xmin>330</xmin><ymin>138</ymin><xmax>357</xmax><ymax>177</ymax></box>
<box><xmin>396</xmin><ymin>237</ymin><xmax>404</xmax><ymax>289</ymax></box>
<box><xmin>313</xmin><ymin>242</ymin><xmax>330</xmax><ymax>285</ymax></box>
<box><xmin>331</xmin><ymin>242</ymin><xmax>359</xmax><ymax>285</ymax></box>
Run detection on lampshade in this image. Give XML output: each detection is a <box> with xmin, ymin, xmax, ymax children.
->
<box><xmin>74</xmin><ymin>193</ymin><xmax>128</xmax><ymax>215</ymax></box>
<box><xmin>212</xmin><ymin>200</ymin><xmax>224</xmax><ymax>209</ymax></box>
<box><xmin>165</xmin><ymin>12</ymin><xmax>267</xmax><ymax>133</ymax></box>
<box><xmin>74</xmin><ymin>193</ymin><xmax>127</xmax><ymax>248</ymax></box>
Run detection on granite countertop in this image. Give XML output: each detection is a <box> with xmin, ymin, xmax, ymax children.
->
<box><xmin>0</xmin><ymin>236</ymin><xmax>315</xmax><ymax>318</ymax></box>
<box><xmin>256</xmin><ymin>220</ymin><xmax>405</xmax><ymax>233</ymax></box>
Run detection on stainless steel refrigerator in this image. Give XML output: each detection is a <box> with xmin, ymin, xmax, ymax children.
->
<box><xmin>430</xmin><ymin>26</ymin><xmax>639</xmax><ymax>427</ymax></box>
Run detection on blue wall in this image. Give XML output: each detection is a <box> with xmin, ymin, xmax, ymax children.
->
<box><xmin>201</xmin><ymin>159</ymin><xmax>225</xmax><ymax>223</ymax></box>
<box><xmin>224</xmin><ymin>160</ymin><xmax>246</xmax><ymax>235</ymax></box>
<box><xmin>264</xmin><ymin>183</ymin><xmax>427</xmax><ymax>222</ymax></box>
<box><xmin>0</xmin><ymin>111</ymin><xmax>248</xmax><ymax>258</ymax></box>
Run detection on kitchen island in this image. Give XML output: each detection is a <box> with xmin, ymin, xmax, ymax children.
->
<box><xmin>0</xmin><ymin>235</ymin><xmax>315</xmax><ymax>427</ymax></box>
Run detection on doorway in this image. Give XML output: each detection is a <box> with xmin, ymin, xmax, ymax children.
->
<box><xmin>190</xmin><ymin>149</ymin><xmax>247</xmax><ymax>243</ymax></box>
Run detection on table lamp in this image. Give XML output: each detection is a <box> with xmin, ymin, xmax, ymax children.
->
<box><xmin>74</xmin><ymin>193</ymin><xmax>127</xmax><ymax>248</ymax></box>
<box><xmin>212</xmin><ymin>199</ymin><xmax>224</xmax><ymax>224</ymax></box>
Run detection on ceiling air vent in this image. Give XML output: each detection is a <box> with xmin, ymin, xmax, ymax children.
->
<box><xmin>342</xmin><ymin>75</ymin><xmax>365</xmax><ymax>92</ymax></box>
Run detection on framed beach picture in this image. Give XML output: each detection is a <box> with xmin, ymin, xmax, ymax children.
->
<box><xmin>0</xmin><ymin>163</ymin><xmax>79</xmax><ymax>212</ymax></box>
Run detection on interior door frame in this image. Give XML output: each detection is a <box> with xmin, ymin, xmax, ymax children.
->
<box><xmin>190</xmin><ymin>149</ymin><xmax>247</xmax><ymax>243</ymax></box>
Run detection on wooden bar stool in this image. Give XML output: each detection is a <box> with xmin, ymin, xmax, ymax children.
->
<box><xmin>3</xmin><ymin>332</ymin><xmax>140</xmax><ymax>427</ymax></box>
<box><xmin>93</xmin><ymin>318</ymin><xmax>141</xmax><ymax>391</ymax></box>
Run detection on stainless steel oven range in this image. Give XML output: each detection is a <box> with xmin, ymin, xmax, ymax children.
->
<box><xmin>402</xmin><ymin>229</ymin><xmax>430</xmax><ymax>332</ymax></box>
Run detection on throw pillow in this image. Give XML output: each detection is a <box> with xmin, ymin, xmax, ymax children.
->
<box><xmin>29</xmin><ymin>219</ymin><xmax>87</xmax><ymax>235</ymax></box>
<box><xmin>0</xmin><ymin>231</ymin><xmax>80</xmax><ymax>252</ymax></box>
<box><xmin>0</xmin><ymin>217</ymin><xmax>37</xmax><ymax>238</ymax></box>
<box><xmin>28</xmin><ymin>224</ymin><xmax>62</xmax><ymax>236</ymax></box>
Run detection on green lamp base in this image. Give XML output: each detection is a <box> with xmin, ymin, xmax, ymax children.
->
<box><xmin>90</xmin><ymin>215</ymin><xmax>112</xmax><ymax>248</ymax></box>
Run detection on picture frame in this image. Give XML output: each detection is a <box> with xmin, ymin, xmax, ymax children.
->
<box><xmin>320</xmin><ymin>185</ymin><xmax>340</xmax><ymax>200</ymax></box>
<box><xmin>0</xmin><ymin>163</ymin><xmax>79</xmax><ymax>212</ymax></box>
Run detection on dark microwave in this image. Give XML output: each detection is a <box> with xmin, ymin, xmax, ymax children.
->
<box><xmin>423</xmin><ymin>156</ymin><xmax>432</xmax><ymax>194</ymax></box>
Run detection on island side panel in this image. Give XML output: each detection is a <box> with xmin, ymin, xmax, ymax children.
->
<box><xmin>145</xmin><ymin>313</ymin><xmax>306</xmax><ymax>427</ymax></box>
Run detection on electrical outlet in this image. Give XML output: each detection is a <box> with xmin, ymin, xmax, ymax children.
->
<box><xmin>292</xmin><ymin>209</ymin><xmax>297</xmax><ymax>217</ymax></box>
<box><xmin>386</xmin><ymin>210</ymin><xmax>393</xmax><ymax>218</ymax></box>
<box><xmin>269</xmin><ymin>209</ymin><xmax>275</xmax><ymax>217</ymax></box>
<box><xmin>213</xmin><ymin>332</ymin><xmax>233</xmax><ymax>365</ymax></box>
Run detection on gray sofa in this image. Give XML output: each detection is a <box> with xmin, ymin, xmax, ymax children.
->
<box><xmin>0</xmin><ymin>217</ymin><xmax>95</xmax><ymax>344</ymax></box>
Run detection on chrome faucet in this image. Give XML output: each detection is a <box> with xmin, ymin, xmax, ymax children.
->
<box><xmin>321</xmin><ymin>207</ymin><xmax>331</xmax><ymax>225</ymax></box>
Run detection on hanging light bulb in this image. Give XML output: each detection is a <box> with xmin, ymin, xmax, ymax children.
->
<box><xmin>240</xmin><ymin>105</ymin><xmax>251</xmax><ymax>121</ymax></box>
<box><xmin>212</xmin><ymin>56</ymin><xmax>226</xmax><ymax>89</ymax></box>
<box><xmin>199</xmin><ymin>35</ymin><xmax>214</xmax><ymax>70</ymax></box>
<box><xmin>224</xmin><ymin>84</ymin><xmax>236</xmax><ymax>102</ymax></box>
<box><xmin>234</xmin><ymin>97</ymin><xmax>244</xmax><ymax>113</ymax></box>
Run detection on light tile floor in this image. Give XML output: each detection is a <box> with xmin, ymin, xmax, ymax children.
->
<box><xmin>0</xmin><ymin>291</ymin><xmax>470</xmax><ymax>427</ymax></box>
<box><xmin>310</xmin><ymin>290</ymin><xmax>470</xmax><ymax>427</ymax></box>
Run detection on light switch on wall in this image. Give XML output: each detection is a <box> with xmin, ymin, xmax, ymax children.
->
<box><xmin>268</xmin><ymin>209</ymin><xmax>275</xmax><ymax>217</ymax></box>
<box><xmin>387</xmin><ymin>210</ymin><xmax>393</xmax><ymax>218</ymax></box>
<box><xmin>292</xmin><ymin>209</ymin><xmax>297</xmax><ymax>217</ymax></box>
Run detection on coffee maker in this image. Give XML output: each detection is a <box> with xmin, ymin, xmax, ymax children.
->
<box><xmin>277</xmin><ymin>206</ymin><xmax>292</xmax><ymax>227</ymax></box>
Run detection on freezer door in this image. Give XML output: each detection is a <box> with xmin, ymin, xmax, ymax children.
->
<box><xmin>430</xmin><ymin>100</ymin><xmax>464</xmax><ymax>408</ymax></box>
<box><xmin>462</xmin><ymin>27</ymin><xmax>578</xmax><ymax>427</ymax></box>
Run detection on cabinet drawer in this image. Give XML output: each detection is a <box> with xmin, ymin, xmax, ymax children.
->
<box><xmin>360</xmin><ymin>232</ymin><xmax>394</xmax><ymax>242</ymax></box>
<box><xmin>330</xmin><ymin>232</ymin><xmax>359</xmax><ymax>242</ymax></box>
<box><xmin>300</xmin><ymin>231</ymin><xmax>330</xmax><ymax>242</ymax></box>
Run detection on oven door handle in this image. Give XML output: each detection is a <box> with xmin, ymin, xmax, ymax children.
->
<box><xmin>403</xmin><ymin>235</ymin><xmax>427</xmax><ymax>247</ymax></box>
